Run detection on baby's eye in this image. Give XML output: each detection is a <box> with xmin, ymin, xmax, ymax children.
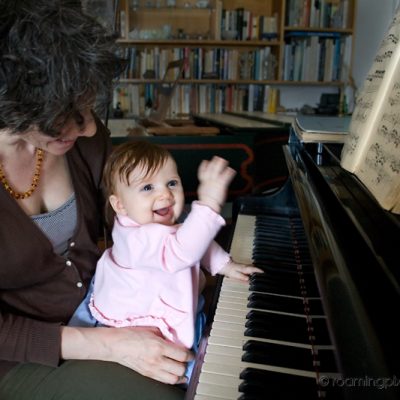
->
<box><xmin>168</xmin><ymin>179</ymin><xmax>179</xmax><ymax>188</ymax></box>
<box><xmin>142</xmin><ymin>184</ymin><xmax>153</xmax><ymax>192</ymax></box>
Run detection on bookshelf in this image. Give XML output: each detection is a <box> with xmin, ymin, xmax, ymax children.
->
<box><xmin>112</xmin><ymin>0</ymin><xmax>357</xmax><ymax>118</ymax></box>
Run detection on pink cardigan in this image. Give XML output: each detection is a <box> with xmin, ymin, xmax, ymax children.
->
<box><xmin>89</xmin><ymin>202</ymin><xmax>230</xmax><ymax>348</ymax></box>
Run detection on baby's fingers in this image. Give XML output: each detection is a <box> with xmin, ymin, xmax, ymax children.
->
<box><xmin>219</xmin><ymin>165</ymin><xmax>236</xmax><ymax>186</ymax></box>
<box><xmin>197</xmin><ymin>159</ymin><xmax>209</xmax><ymax>180</ymax></box>
<box><xmin>241</xmin><ymin>266</ymin><xmax>264</xmax><ymax>275</ymax></box>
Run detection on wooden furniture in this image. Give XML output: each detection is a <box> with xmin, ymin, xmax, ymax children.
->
<box><xmin>113</xmin><ymin>0</ymin><xmax>357</xmax><ymax>117</ymax></box>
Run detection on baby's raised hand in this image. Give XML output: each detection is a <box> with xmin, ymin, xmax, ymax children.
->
<box><xmin>219</xmin><ymin>260</ymin><xmax>263</xmax><ymax>282</ymax></box>
<box><xmin>197</xmin><ymin>156</ymin><xmax>236</xmax><ymax>213</ymax></box>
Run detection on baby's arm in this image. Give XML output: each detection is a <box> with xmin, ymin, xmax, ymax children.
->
<box><xmin>218</xmin><ymin>259</ymin><xmax>263</xmax><ymax>282</ymax></box>
<box><xmin>197</xmin><ymin>156</ymin><xmax>236</xmax><ymax>214</ymax></box>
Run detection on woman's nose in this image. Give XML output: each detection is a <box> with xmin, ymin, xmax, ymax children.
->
<box><xmin>61</xmin><ymin>111</ymin><xmax>96</xmax><ymax>138</ymax></box>
<box><xmin>78</xmin><ymin>116</ymin><xmax>97</xmax><ymax>137</ymax></box>
<box><xmin>80</xmin><ymin>119</ymin><xmax>97</xmax><ymax>137</ymax></box>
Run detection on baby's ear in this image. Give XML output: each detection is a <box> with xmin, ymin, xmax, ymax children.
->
<box><xmin>109</xmin><ymin>194</ymin><xmax>127</xmax><ymax>216</ymax></box>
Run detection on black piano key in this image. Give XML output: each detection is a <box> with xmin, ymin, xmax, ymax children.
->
<box><xmin>253</xmin><ymin>238</ymin><xmax>309</xmax><ymax>252</ymax></box>
<box><xmin>250</xmin><ymin>271</ymin><xmax>317</xmax><ymax>287</ymax></box>
<box><xmin>249</xmin><ymin>278</ymin><xmax>318</xmax><ymax>297</ymax></box>
<box><xmin>253</xmin><ymin>240</ymin><xmax>306</xmax><ymax>253</ymax></box>
<box><xmin>253</xmin><ymin>251</ymin><xmax>307</xmax><ymax>265</ymax></box>
<box><xmin>249</xmin><ymin>272</ymin><xmax>321</xmax><ymax>297</ymax></box>
<box><xmin>252</xmin><ymin>260</ymin><xmax>301</xmax><ymax>273</ymax></box>
<box><xmin>250</xmin><ymin>268</ymin><xmax>303</xmax><ymax>280</ymax></box>
<box><xmin>250</xmin><ymin>267</ymin><xmax>300</xmax><ymax>279</ymax></box>
<box><xmin>253</xmin><ymin>259</ymin><xmax>314</xmax><ymax>273</ymax></box>
<box><xmin>242</xmin><ymin>340</ymin><xmax>316</xmax><ymax>371</ymax></box>
<box><xmin>304</xmin><ymin>299</ymin><xmax>324</xmax><ymax>315</ymax></box>
<box><xmin>245</xmin><ymin>310</ymin><xmax>332</xmax><ymax>345</ymax></box>
<box><xmin>249</xmin><ymin>279</ymin><xmax>305</xmax><ymax>297</ymax></box>
<box><xmin>239</xmin><ymin>368</ymin><xmax>321</xmax><ymax>399</ymax></box>
<box><xmin>247</xmin><ymin>292</ymin><xmax>307</xmax><ymax>314</ymax></box>
<box><xmin>251</xmin><ymin>269</ymin><xmax>317</xmax><ymax>289</ymax></box>
<box><xmin>253</xmin><ymin>251</ymin><xmax>312</xmax><ymax>264</ymax></box>
<box><xmin>315</xmin><ymin>349</ymin><xmax>338</xmax><ymax>372</ymax></box>
<box><xmin>307</xmin><ymin>318</ymin><xmax>332</xmax><ymax>345</ymax></box>
<box><xmin>245</xmin><ymin>321</ymin><xmax>311</xmax><ymax>344</ymax></box>
<box><xmin>255</xmin><ymin>234</ymin><xmax>308</xmax><ymax>244</ymax></box>
<box><xmin>255</xmin><ymin>229</ymin><xmax>307</xmax><ymax>243</ymax></box>
<box><xmin>248</xmin><ymin>291</ymin><xmax>325</xmax><ymax>315</ymax></box>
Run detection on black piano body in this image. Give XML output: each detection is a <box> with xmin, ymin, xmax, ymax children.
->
<box><xmin>187</xmin><ymin>130</ymin><xmax>400</xmax><ymax>400</ymax></box>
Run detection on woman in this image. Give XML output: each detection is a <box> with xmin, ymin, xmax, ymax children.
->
<box><xmin>0</xmin><ymin>1</ymin><xmax>190</xmax><ymax>398</ymax></box>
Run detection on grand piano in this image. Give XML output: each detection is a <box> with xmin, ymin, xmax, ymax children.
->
<box><xmin>186</xmin><ymin>129</ymin><xmax>400</xmax><ymax>400</ymax></box>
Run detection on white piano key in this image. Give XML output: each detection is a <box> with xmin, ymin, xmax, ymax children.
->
<box><xmin>196</xmin><ymin>381</ymin><xmax>240</xmax><ymax>399</ymax></box>
<box><xmin>216</xmin><ymin>295</ymin><xmax>327</xmax><ymax>319</ymax></box>
<box><xmin>229</xmin><ymin>215</ymin><xmax>255</xmax><ymax>264</ymax></box>
<box><xmin>222</xmin><ymin>279</ymin><xmax>322</xmax><ymax>303</ymax></box>
<box><xmin>198</xmin><ymin>371</ymin><xmax>242</xmax><ymax>389</ymax></box>
<box><xmin>216</xmin><ymin>296</ymin><xmax>247</xmax><ymax>306</ymax></box>
<box><xmin>192</xmin><ymin>213</ymin><xmax>339</xmax><ymax>399</ymax></box>
<box><xmin>194</xmin><ymin>394</ymin><xmax>232</xmax><ymax>400</ymax></box>
<box><xmin>208</xmin><ymin>330</ymin><xmax>334</xmax><ymax>352</ymax></box>
<box><xmin>213</xmin><ymin>312</ymin><xmax>246</xmax><ymax>326</ymax></box>
<box><xmin>222</xmin><ymin>280</ymin><xmax>310</xmax><ymax>300</ymax></box>
<box><xmin>209</xmin><ymin>325</ymin><xmax>248</xmax><ymax>339</ymax></box>
<box><xmin>219</xmin><ymin>289</ymin><xmax>325</xmax><ymax>319</ymax></box>
<box><xmin>208</xmin><ymin>333</ymin><xmax>247</xmax><ymax>349</ymax></box>
<box><xmin>216</xmin><ymin>299</ymin><xmax>309</xmax><ymax>318</ymax></box>
<box><xmin>202</xmin><ymin>353</ymin><xmax>318</xmax><ymax>378</ymax></box>
<box><xmin>218</xmin><ymin>292</ymin><xmax>248</xmax><ymax>302</ymax></box>
<box><xmin>208</xmin><ymin>322</ymin><xmax>314</xmax><ymax>349</ymax></box>
<box><xmin>212</xmin><ymin>305</ymin><xmax>247</xmax><ymax>318</ymax></box>
<box><xmin>221</xmin><ymin>278</ymin><xmax>249</xmax><ymax>292</ymax></box>
<box><xmin>205</xmin><ymin>343</ymin><xmax>243</xmax><ymax>358</ymax></box>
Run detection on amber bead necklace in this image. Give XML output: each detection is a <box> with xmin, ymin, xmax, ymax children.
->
<box><xmin>0</xmin><ymin>148</ymin><xmax>44</xmax><ymax>200</ymax></box>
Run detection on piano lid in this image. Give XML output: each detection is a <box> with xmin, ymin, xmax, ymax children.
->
<box><xmin>284</xmin><ymin>130</ymin><xmax>400</xmax><ymax>386</ymax></box>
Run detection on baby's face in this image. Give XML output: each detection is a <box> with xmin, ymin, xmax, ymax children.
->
<box><xmin>111</xmin><ymin>157</ymin><xmax>185</xmax><ymax>226</ymax></box>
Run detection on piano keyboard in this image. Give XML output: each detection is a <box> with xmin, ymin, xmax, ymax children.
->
<box><xmin>191</xmin><ymin>214</ymin><xmax>341</xmax><ymax>400</ymax></box>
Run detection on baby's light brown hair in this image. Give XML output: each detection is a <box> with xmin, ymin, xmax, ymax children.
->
<box><xmin>103</xmin><ymin>140</ymin><xmax>173</xmax><ymax>226</ymax></box>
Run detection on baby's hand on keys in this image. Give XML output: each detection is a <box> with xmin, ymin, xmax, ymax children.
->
<box><xmin>219</xmin><ymin>260</ymin><xmax>263</xmax><ymax>282</ymax></box>
<box><xmin>197</xmin><ymin>156</ymin><xmax>236</xmax><ymax>213</ymax></box>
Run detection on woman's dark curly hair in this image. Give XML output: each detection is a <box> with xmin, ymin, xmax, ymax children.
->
<box><xmin>0</xmin><ymin>0</ymin><xmax>125</xmax><ymax>136</ymax></box>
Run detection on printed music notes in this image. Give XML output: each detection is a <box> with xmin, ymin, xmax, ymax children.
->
<box><xmin>341</xmin><ymin>7</ymin><xmax>400</xmax><ymax>214</ymax></box>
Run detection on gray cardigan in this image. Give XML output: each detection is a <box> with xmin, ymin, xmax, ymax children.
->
<box><xmin>0</xmin><ymin>119</ymin><xmax>111</xmax><ymax>379</ymax></box>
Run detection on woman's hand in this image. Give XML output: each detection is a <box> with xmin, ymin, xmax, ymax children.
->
<box><xmin>61</xmin><ymin>325</ymin><xmax>193</xmax><ymax>385</ymax></box>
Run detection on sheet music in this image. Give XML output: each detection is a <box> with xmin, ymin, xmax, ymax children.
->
<box><xmin>343</xmin><ymin>10</ymin><xmax>400</xmax><ymax>156</ymax></box>
<box><xmin>341</xmin><ymin>8</ymin><xmax>400</xmax><ymax>213</ymax></box>
<box><xmin>358</xmin><ymin>77</ymin><xmax>400</xmax><ymax>209</ymax></box>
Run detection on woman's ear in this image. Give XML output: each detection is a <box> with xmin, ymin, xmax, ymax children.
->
<box><xmin>109</xmin><ymin>194</ymin><xmax>127</xmax><ymax>216</ymax></box>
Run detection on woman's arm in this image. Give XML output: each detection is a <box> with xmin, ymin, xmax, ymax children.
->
<box><xmin>61</xmin><ymin>325</ymin><xmax>193</xmax><ymax>385</ymax></box>
<box><xmin>0</xmin><ymin>312</ymin><xmax>61</xmax><ymax>366</ymax></box>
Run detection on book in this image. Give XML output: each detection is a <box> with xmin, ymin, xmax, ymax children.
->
<box><xmin>214</xmin><ymin>0</ymin><xmax>222</xmax><ymax>41</ymax></box>
<box><xmin>293</xmin><ymin>115</ymin><xmax>350</xmax><ymax>143</ymax></box>
<box><xmin>340</xmin><ymin>8</ymin><xmax>400</xmax><ymax>214</ymax></box>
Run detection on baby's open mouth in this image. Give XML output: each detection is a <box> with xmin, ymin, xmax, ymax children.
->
<box><xmin>154</xmin><ymin>207</ymin><xmax>170</xmax><ymax>216</ymax></box>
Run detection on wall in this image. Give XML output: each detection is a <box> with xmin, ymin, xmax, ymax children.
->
<box><xmin>280</xmin><ymin>0</ymin><xmax>399</xmax><ymax>111</ymax></box>
<box><xmin>352</xmin><ymin>0</ymin><xmax>399</xmax><ymax>90</ymax></box>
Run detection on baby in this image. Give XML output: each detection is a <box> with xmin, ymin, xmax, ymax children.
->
<box><xmin>70</xmin><ymin>140</ymin><xmax>261</xmax><ymax>380</ymax></box>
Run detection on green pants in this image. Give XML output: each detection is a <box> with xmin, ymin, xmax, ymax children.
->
<box><xmin>0</xmin><ymin>360</ymin><xmax>185</xmax><ymax>400</ymax></box>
